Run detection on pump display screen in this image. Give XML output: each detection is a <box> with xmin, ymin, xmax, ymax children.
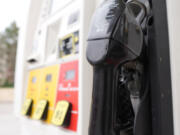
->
<box><xmin>59</xmin><ymin>32</ymin><xmax>79</xmax><ymax>58</ymax></box>
<box><xmin>63</xmin><ymin>38</ymin><xmax>72</xmax><ymax>54</ymax></box>
<box><xmin>60</xmin><ymin>37</ymin><xmax>73</xmax><ymax>57</ymax></box>
<box><xmin>65</xmin><ymin>70</ymin><xmax>75</xmax><ymax>80</ymax></box>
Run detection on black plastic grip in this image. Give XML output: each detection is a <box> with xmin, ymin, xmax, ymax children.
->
<box><xmin>89</xmin><ymin>65</ymin><xmax>117</xmax><ymax>135</ymax></box>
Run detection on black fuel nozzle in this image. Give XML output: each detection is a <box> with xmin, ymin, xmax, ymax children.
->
<box><xmin>86</xmin><ymin>0</ymin><xmax>151</xmax><ymax>135</ymax></box>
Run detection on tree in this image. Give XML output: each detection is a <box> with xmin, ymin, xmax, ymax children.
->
<box><xmin>0</xmin><ymin>22</ymin><xmax>19</xmax><ymax>87</ymax></box>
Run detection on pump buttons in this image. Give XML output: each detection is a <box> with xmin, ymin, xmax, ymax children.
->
<box><xmin>51</xmin><ymin>100</ymin><xmax>72</xmax><ymax>127</ymax></box>
<box><xmin>21</xmin><ymin>98</ymin><xmax>33</xmax><ymax>116</ymax></box>
<box><xmin>32</xmin><ymin>100</ymin><xmax>49</xmax><ymax>120</ymax></box>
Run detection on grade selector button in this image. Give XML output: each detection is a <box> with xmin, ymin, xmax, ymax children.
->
<box><xmin>32</xmin><ymin>100</ymin><xmax>49</xmax><ymax>120</ymax></box>
<box><xmin>51</xmin><ymin>100</ymin><xmax>72</xmax><ymax>127</ymax></box>
<box><xmin>21</xmin><ymin>98</ymin><xmax>33</xmax><ymax>116</ymax></box>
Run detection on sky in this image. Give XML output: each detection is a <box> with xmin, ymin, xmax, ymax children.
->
<box><xmin>0</xmin><ymin>0</ymin><xmax>30</xmax><ymax>32</ymax></box>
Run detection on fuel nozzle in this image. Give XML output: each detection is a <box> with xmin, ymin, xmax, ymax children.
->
<box><xmin>87</xmin><ymin>0</ymin><xmax>151</xmax><ymax>135</ymax></box>
<box><xmin>87</xmin><ymin>0</ymin><xmax>149</xmax><ymax>65</ymax></box>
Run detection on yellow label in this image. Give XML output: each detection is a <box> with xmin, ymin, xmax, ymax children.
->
<box><xmin>38</xmin><ymin>65</ymin><xmax>59</xmax><ymax>123</ymax></box>
<box><xmin>33</xmin><ymin>100</ymin><xmax>48</xmax><ymax>120</ymax></box>
<box><xmin>21</xmin><ymin>98</ymin><xmax>33</xmax><ymax>115</ymax></box>
<box><xmin>26</xmin><ymin>68</ymin><xmax>43</xmax><ymax>117</ymax></box>
<box><xmin>51</xmin><ymin>101</ymin><xmax>70</xmax><ymax>126</ymax></box>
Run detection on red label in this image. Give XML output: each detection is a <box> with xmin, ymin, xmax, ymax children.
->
<box><xmin>56</xmin><ymin>60</ymin><xmax>78</xmax><ymax>131</ymax></box>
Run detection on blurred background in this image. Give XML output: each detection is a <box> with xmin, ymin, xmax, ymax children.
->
<box><xmin>0</xmin><ymin>0</ymin><xmax>30</xmax><ymax>134</ymax></box>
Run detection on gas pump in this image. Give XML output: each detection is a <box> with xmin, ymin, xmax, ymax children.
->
<box><xmin>15</xmin><ymin>0</ymin><xmax>175</xmax><ymax>135</ymax></box>
<box><xmin>87</xmin><ymin>0</ymin><xmax>152</xmax><ymax>135</ymax></box>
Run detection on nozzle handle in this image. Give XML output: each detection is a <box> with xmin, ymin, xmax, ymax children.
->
<box><xmin>89</xmin><ymin>65</ymin><xmax>116</xmax><ymax>135</ymax></box>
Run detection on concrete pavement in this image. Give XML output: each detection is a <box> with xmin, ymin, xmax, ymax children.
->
<box><xmin>0</xmin><ymin>89</ymin><xmax>21</xmax><ymax>135</ymax></box>
<box><xmin>0</xmin><ymin>103</ymin><xmax>21</xmax><ymax>135</ymax></box>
